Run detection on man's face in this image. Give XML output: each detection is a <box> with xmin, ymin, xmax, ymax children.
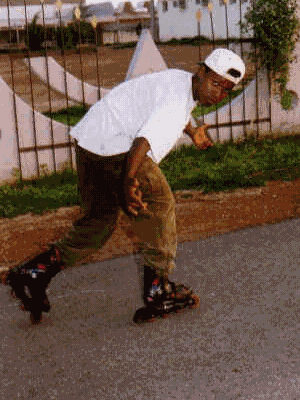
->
<box><xmin>193</xmin><ymin>65</ymin><xmax>236</xmax><ymax>106</ymax></box>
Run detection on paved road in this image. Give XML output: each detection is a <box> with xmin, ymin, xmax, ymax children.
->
<box><xmin>1</xmin><ymin>218</ymin><xmax>300</xmax><ymax>400</ymax></box>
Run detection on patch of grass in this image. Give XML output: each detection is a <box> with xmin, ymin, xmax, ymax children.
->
<box><xmin>158</xmin><ymin>36</ymin><xmax>245</xmax><ymax>46</ymax></box>
<box><xmin>1</xmin><ymin>133</ymin><xmax>300</xmax><ymax>219</ymax></box>
<box><xmin>159</xmin><ymin>133</ymin><xmax>300</xmax><ymax>192</ymax></box>
<box><xmin>44</xmin><ymin>105</ymin><xmax>88</xmax><ymax>126</ymax></box>
<box><xmin>105</xmin><ymin>42</ymin><xmax>138</xmax><ymax>49</ymax></box>
<box><xmin>0</xmin><ymin>168</ymin><xmax>78</xmax><ymax>218</ymax></box>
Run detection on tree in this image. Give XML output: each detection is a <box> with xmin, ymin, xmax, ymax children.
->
<box><xmin>241</xmin><ymin>0</ymin><xmax>300</xmax><ymax>109</ymax></box>
<box><xmin>136</xmin><ymin>22</ymin><xmax>142</xmax><ymax>36</ymax></box>
<box><xmin>25</xmin><ymin>12</ymin><xmax>45</xmax><ymax>51</ymax></box>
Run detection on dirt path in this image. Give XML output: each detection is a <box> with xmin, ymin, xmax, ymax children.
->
<box><xmin>1</xmin><ymin>178</ymin><xmax>299</xmax><ymax>277</ymax></box>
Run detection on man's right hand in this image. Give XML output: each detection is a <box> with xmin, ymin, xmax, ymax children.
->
<box><xmin>123</xmin><ymin>177</ymin><xmax>148</xmax><ymax>217</ymax></box>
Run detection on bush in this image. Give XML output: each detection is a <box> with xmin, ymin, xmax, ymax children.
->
<box><xmin>241</xmin><ymin>0</ymin><xmax>300</xmax><ymax>109</ymax></box>
<box><xmin>25</xmin><ymin>13</ymin><xmax>45</xmax><ymax>51</ymax></box>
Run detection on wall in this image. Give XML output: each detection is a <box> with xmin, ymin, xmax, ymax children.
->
<box><xmin>157</xmin><ymin>0</ymin><xmax>252</xmax><ymax>40</ymax></box>
<box><xmin>0</xmin><ymin>75</ymin><xmax>75</xmax><ymax>184</ymax></box>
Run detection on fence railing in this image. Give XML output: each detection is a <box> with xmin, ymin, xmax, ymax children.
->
<box><xmin>0</xmin><ymin>0</ymin><xmax>273</xmax><ymax>185</ymax></box>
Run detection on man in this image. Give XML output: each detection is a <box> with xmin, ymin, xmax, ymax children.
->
<box><xmin>5</xmin><ymin>48</ymin><xmax>245</xmax><ymax>324</ymax></box>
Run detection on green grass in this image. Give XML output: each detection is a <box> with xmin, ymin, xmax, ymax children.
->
<box><xmin>1</xmin><ymin>133</ymin><xmax>300</xmax><ymax>219</ymax></box>
<box><xmin>44</xmin><ymin>105</ymin><xmax>88</xmax><ymax>126</ymax></box>
<box><xmin>158</xmin><ymin>36</ymin><xmax>248</xmax><ymax>46</ymax></box>
<box><xmin>160</xmin><ymin>133</ymin><xmax>300</xmax><ymax>192</ymax></box>
<box><xmin>0</xmin><ymin>169</ymin><xmax>79</xmax><ymax>219</ymax></box>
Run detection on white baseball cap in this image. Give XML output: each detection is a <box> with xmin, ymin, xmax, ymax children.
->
<box><xmin>203</xmin><ymin>48</ymin><xmax>246</xmax><ymax>85</ymax></box>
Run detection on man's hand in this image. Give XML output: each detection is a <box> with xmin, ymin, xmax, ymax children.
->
<box><xmin>184</xmin><ymin>122</ymin><xmax>214</xmax><ymax>150</ymax></box>
<box><xmin>123</xmin><ymin>177</ymin><xmax>148</xmax><ymax>217</ymax></box>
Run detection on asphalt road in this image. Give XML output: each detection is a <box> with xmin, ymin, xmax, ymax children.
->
<box><xmin>1</xmin><ymin>218</ymin><xmax>300</xmax><ymax>400</ymax></box>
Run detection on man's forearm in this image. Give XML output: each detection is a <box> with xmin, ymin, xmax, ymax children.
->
<box><xmin>125</xmin><ymin>137</ymin><xmax>151</xmax><ymax>182</ymax></box>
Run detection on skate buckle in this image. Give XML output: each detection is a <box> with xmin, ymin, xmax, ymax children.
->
<box><xmin>149</xmin><ymin>278</ymin><xmax>163</xmax><ymax>297</ymax></box>
<box><xmin>162</xmin><ymin>300</ymin><xmax>173</xmax><ymax>312</ymax></box>
<box><xmin>29</xmin><ymin>268</ymin><xmax>46</xmax><ymax>279</ymax></box>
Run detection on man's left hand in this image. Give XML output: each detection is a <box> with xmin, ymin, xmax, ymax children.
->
<box><xmin>192</xmin><ymin>124</ymin><xmax>214</xmax><ymax>150</ymax></box>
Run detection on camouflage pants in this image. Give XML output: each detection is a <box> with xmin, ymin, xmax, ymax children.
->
<box><xmin>56</xmin><ymin>143</ymin><xmax>177</xmax><ymax>288</ymax></box>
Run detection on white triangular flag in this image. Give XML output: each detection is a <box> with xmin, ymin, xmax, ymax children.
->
<box><xmin>125</xmin><ymin>29</ymin><xmax>168</xmax><ymax>81</ymax></box>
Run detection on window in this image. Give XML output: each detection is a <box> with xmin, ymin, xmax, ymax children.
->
<box><xmin>173</xmin><ymin>1</ymin><xmax>178</xmax><ymax>7</ymax></box>
<box><xmin>179</xmin><ymin>0</ymin><xmax>186</xmax><ymax>10</ymax></box>
<box><xmin>162</xmin><ymin>1</ymin><xmax>168</xmax><ymax>11</ymax></box>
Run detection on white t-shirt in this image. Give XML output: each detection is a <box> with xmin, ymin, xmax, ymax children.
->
<box><xmin>70</xmin><ymin>69</ymin><xmax>197</xmax><ymax>164</ymax></box>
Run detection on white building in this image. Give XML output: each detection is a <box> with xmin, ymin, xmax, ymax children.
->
<box><xmin>0</xmin><ymin>3</ymin><xmax>78</xmax><ymax>29</ymax></box>
<box><xmin>157</xmin><ymin>0</ymin><xmax>253</xmax><ymax>41</ymax></box>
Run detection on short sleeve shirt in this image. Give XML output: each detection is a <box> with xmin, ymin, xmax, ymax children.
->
<box><xmin>69</xmin><ymin>69</ymin><xmax>197</xmax><ymax>164</ymax></box>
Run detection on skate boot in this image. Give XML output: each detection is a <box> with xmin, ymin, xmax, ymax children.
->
<box><xmin>4</xmin><ymin>244</ymin><xmax>64</xmax><ymax>324</ymax></box>
<box><xmin>133</xmin><ymin>266</ymin><xmax>200</xmax><ymax>324</ymax></box>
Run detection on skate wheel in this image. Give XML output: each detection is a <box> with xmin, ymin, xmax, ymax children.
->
<box><xmin>133</xmin><ymin>307</ymin><xmax>156</xmax><ymax>324</ymax></box>
<box><xmin>188</xmin><ymin>294</ymin><xmax>200</xmax><ymax>309</ymax></box>
<box><xmin>30</xmin><ymin>312</ymin><xmax>43</xmax><ymax>325</ymax></box>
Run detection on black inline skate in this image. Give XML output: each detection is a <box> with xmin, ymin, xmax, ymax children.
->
<box><xmin>133</xmin><ymin>266</ymin><xmax>200</xmax><ymax>324</ymax></box>
<box><xmin>5</xmin><ymin>244</ymin><xmax>64</xmax><ymax>324</ymax></box>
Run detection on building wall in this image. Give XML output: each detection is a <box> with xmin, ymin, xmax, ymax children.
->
<box><xmin>157</xmin><ymin>0</ymin><xmax>253</xmax><ymax>41</ymax></box>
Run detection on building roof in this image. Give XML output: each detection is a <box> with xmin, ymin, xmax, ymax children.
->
<box><xmin>115</xmin><ymin>2</ymin><xmax>138</xmax><ymax>15</ymax></box>
<box><xmin>80</xmin><ymin>2</ymin><xmax>115</xmax><ymax>18</ymax></box>
<box><xmin>0</xmin><ymin>1</ymin><xmax>151</xmax><ymax>28</ymax></box>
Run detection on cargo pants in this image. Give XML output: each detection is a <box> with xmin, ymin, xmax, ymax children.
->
<box><xmin>55</xmin><ymin>143</ymin><xmax>177</xmax><ymax>294</ymax></box>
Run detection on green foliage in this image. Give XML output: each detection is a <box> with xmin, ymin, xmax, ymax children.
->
<box><xmin>241</xmin><ymin>0</ymin><xmax>300</xmax><ymax>109</ymax></box>
<box><xmin>25</xmin><ymin>13</ymin><xmax>45</xmax><ymax>51</ymax></box>
<box><xmin>281</xmin><ymin>88</ymin><xmax>294</xmax><ymax>110</ymax></box>
<box><xmin>136</xmin><ymin>23</ymin><xmax>142</xmax><ymax>37</ymax></box>
<box><xmin>56</xmin><ymin>25</ymin><xmax>76</xmax><ymax>50</ymax></box>
<box><xmin>69</xmin><ymin>21</ymin><xmax>95</xmax><ymax>45</ymax></box>
<box><xmin>44</xmin><ymin>105</ymin><xmax>88</xmax><ymax>125</ymax></box>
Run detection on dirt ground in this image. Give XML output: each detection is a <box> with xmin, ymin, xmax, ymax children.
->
<box><xmin>1</xmin><ymin>178</ymin><xmax>300</xmax><ymax>278</ymax></box>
